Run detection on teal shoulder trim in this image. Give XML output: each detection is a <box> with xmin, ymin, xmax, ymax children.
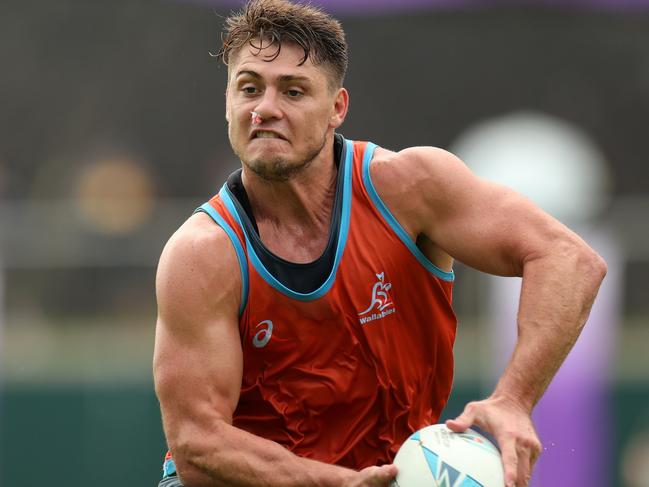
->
<box><xmin>361</xmin><ymin>144</ymin><xmax>454</xmax><ymax>282</ymax></box>
<box><xmin>194</xmin><ymin>202</ymin><xmax>249</xmax><ymax>316</ymax></box>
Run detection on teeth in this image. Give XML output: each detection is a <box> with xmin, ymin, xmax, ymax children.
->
<box><xmin>256</xmin><ymin>131</ymin><xmax>280</xmax><ymax>139</ymax></box>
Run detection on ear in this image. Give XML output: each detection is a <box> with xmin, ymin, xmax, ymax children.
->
<box><xmin>329</xmin><ymin>87</ymin><xmax>349</xmax><ymax>129</ymax></box>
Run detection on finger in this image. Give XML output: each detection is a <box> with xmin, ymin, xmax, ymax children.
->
<box><xmin>445</xmin><ymin>402</ymin><xmax>478</xmax><ymax>432</ymax></box>
<box><xmin>529</xmin><ymin>438</ymin><xmax>542</xmax><ymax>468</ymax></box>
<box><xmin>516</xmin><ymin>444</ymin><xmax>532</xmax><ymax>487</ymax></box>
<box><xmin>518</xmin><ymin>437</ymin><xmax>541</xmax><ymax>486</ymax></box>
<box><xmin>499</xmin><ymin>437</ymin><xmax>519</xmax><ymax>487</ymax></box>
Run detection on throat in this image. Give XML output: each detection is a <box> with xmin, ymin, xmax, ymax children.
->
<box><xmin>222</xmin><ymin>134</ymin><xmax>347</xmax><ymax>293</ymax></box>
<box><xmin>258</xmin><ymin>222</ymin><xmax>331</xmax><ymax>264</ymax></box>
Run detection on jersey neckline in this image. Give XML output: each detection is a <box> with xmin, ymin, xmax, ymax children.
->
<box><xmin>219</xmin><ymin>136</ymin><xmax>355</xmax><ymax>301</ymax></box>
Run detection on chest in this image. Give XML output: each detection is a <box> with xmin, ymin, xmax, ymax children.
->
<box><xmin>238</xmin><ymin>222</ymin><xmax>447</xmax><ymax>363</ymax></box>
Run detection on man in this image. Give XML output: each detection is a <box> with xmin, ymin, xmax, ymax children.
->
<box><xmin>153</xmin><ymin>1</ymin><xmax>606</xmax><ymax>486</ymax></box>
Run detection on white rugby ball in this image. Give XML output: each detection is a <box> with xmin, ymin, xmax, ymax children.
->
<box><xmin>391</xmin><ymin>424</ymin><xmax>504</xmax><ymax>487</ymax></box>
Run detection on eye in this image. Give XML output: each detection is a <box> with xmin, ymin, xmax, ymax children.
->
<box><xmin>242</xmin><ymin>86</ymin><xmax>259</xmax><ymax>95</ymax></box>
<box><xmin>286</xmin><ymin>89</ymin><xmax>303</xmax><ymax>98</ymax></box>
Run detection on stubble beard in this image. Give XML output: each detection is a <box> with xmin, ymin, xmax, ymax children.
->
<box><xmin>232</xmin><ymin>130</ymin><xmax>329</xmax><ymax>182</ymax></box>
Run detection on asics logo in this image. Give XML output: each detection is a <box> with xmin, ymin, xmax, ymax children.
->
<box><xmin>252</xmin><ymin>320</ymin><xmax>273</xmax><ymax>348</ymax></box>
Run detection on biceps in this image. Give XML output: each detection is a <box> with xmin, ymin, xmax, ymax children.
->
<box><xmin>154</xmin><ymin>316</ymin><xmax>243</xmax><ymax>434</ymax></box>
<box><xmin>426</xmin><ymin>182</ymin><xmax>565</xmax><ymax>277</ymax></box>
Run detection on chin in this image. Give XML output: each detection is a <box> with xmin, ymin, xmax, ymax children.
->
<box><xmin>233</xmin><ymin>133</ymin><xmax>327</xmax><ymax>182</ymax></box>
<box><xmin>245</xmin><ymin>156</ymin><xmax>308</xmax><ymax>182</ymax></box>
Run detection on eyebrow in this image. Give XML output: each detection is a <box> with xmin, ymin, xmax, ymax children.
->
<box><xmin>235</xmin><ymin>70</ymin><xmax>312</xmax><ymax>83</ymax></box>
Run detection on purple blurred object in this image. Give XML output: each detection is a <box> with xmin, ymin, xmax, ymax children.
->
<box><xmin>177</xmin><ymin>0</ymin><xmax>649</xmax><ymax>14</ymax></box>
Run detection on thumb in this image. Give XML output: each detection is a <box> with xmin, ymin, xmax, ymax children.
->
<box><xmin>359</xmin><ymin>464</ymin><xmax>398</xmax><ymax>483</ymax></box>
<box><xmin>378</xmin><ymin>464</ymin><xmax>398</xmax><ymax>479</ymax></box>
<box><xmin>446</xmin><ymin>404</ymin><xmax>476</xmax><ymax>432</ymax></box>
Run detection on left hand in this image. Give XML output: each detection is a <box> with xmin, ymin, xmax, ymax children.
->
<box><xmin>446</xmin><ymin>396</ymin><xmax>542</xmax><ymax>487</ymax></box>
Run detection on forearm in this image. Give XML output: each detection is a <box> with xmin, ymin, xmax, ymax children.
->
<box><xmin>172</xmin><ymin>419</ymin><xmax>356</xmax><ymax>487</ymax></box>
<box><xmin>492</xmin><ymin>240</ymin><xmax>607</xmax><ymax>411</ymax></box>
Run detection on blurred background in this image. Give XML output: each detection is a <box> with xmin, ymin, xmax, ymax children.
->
<box><xmin>1</xmin><ymin>0</ymin><xmax>648</xmax><ymax>485</ymax></box>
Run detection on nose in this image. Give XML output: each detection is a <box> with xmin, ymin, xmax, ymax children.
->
<box><xmin>252</xmin><ymin>88</ymin><xmax>283</xmax><ymax>122</ymax></box>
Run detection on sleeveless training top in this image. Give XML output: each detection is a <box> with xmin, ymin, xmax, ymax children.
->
<box><xmin>163</xmin><ymin>137</ymin><xmax>457</xmax><ymax>476</ymax></box>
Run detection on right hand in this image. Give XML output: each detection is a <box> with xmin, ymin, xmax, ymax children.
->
<box><xmin>346</xmin><ymin>464</ymin><xmax>397</xmax><ymax>487</ymax></box>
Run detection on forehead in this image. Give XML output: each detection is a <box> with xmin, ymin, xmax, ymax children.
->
<box><xmin>228</xmin><ymin>42</ymin><xmax>330</xmax><ymax>84</ymax></box>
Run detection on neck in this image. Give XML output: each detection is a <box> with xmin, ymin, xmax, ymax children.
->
<box><xmin>241</xmin><ymin>133</ymin><xmax>338</xmax><ymax>234</ymax></box>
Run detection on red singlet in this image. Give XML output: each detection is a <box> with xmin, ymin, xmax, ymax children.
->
<box><xmin>170</xmin><ymin>138</ymin><xmax>457</xmax><ymax>473</ymax></box>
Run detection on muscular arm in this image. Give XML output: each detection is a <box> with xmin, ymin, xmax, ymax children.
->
<box><xmin>154</xmin><ymin>213</ymin><xmax>394</xmax><ymax>487</ymax></box>
<box><xmin>371</xmin><ymin>147</ymin><xmax>606</xmax><ymax>485</ymax></box>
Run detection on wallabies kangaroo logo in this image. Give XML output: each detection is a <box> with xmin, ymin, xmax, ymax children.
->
<box><xmin>358</xmin><ymin>272</ymin><xmax>394</xmax><ymax>316</ymax></box>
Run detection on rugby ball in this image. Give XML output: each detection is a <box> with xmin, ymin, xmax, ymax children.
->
<box><xmin>391</xmin><ymin>424</ymin><xmax>504</xmax><ymax>487</ymax></box>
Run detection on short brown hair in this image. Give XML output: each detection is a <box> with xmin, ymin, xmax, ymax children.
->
<box><xmin>218</xmin><ymin>0</ymin><xmax>348</xmax><ymax>87</ymax></box>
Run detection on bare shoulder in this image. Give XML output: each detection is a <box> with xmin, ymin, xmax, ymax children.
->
<box><xmin>368</xmin><ymin>146</ymin><xmax>469</xmax><ymax>235</ymax></box>
<box><xmin>156</xmin><ymin>211</ymin><xmax>242</xmax><ymax>327</ymax></box>
<box><xmin>370</xmin><ymin>145</ymin><xmax>469</xmax><ymax>196</ymax></box>
<box><xmin>158</xmin><ymin>211</ymin><xmax>238</xmax><ymax>272</ymax></box>
<box><xmin>370</xmin><ymin>144</ymin><xmax>591</xmax><ymax>277</ymax></box>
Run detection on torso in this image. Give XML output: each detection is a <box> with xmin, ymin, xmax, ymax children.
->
<box><xmin>197</xmin><ymin>137</ymin><xmax>458</xmax><ymax>469</ymax></box>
